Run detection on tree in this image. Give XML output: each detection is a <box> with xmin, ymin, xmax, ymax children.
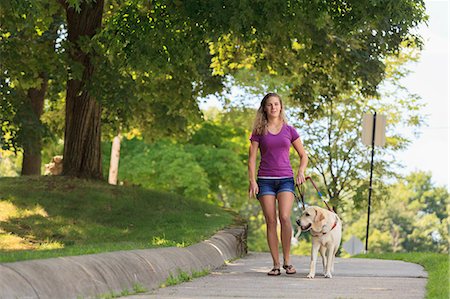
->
<box><xmin>55</xmin><ymin>0</ymin><xmax>105</xmax><ymax>178</ymax></box>
<box><xmin>2</xmin><ymin>0</ymin><xmax>427</xmax><ymax>179</ymax></box>
<box><xmin>208</xmin><ymin>0</ymin><xmax>427</xmax><ymax>115</ymax></box>
<box><xmin>100</xmin><ymin>112</ymin><xmax>250</xmax><ymax>208</ymax></box>
<box><xmin>102</xmin><ymin>138</ymin><xmax>210</xmax><ymax>199</ymax></box>
<box><xmin>59</xmin><ymin>0</ymin><xmax>239</xmax><ymax>178</ymax></box>
<box><xmin>0</xmin><ymin>1</ymin><xmax>65</xmax><ymax>175</ymax></box>
<box><xmin>185</xmin><ymin>116</ymin><xmax>248</xmax><ymax>208</ymax></box>
<box><xmin>404</xmin><ymin>172</ymin><xmax>449</xmax><ymax>222</ymax></box>
<box><xmin>220</xmin><ymin>47</ymin><xmax>426</xmax><ymax>213</ymax></box>
<box><xmin>287</xmin><ymin>46</ymin><xmax>426</xmax><ymax>211</ymax></box>
<box><xmin>1</xmin><ymin>0</ymin><xmax>220</xmax><ymax>178</ymax></box>
<box><xmin>344</xmin><ymin>171</ymin><xmax>448</xmax><ymax>253</ymax></box>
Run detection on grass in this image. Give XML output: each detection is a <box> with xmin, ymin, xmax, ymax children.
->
<box><xmin>93</xmin><ymin>283</ymin><xmax>147</xmax><ymax>299</ymax></box>
<box><xmin>0</xmin><ymin>176</ymin><xmax>234</xmax><ymax>263</ymax></box>
<box><xmin>355</xmin><ymin>252</ymin><xmax>448</xmax><ymax>299</ymax></box>
<box><xmin>161</xmin><ymin>269</ymin><xmax>210</xmax><ymax>288</ymax></box>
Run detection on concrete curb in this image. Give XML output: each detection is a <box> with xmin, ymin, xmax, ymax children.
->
<box><xmin>0</xmin><ymin>225</ymin><xmax>247</xmax><ymax>299</ymax></box>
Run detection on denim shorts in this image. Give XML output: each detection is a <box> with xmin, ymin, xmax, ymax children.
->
<box><xmin>257</xmin><ymin>177</ymin><xmax>295</xmax><ymax>199</ymax></box>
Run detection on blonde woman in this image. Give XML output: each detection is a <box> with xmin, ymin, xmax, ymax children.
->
<box><xmin>248</xmin><ymin>92</ymin><xmax>308</xmax><ymax>276</ymax></box>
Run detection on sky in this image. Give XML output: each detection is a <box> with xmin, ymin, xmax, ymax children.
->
<box><xmin>201</xmin><ymin>0</ymin><xmax>449</xmax><ymax>190</ymax></box>
<box><xmin>397</xmin><ymin>0</ymin><xmax>449</xmax><ymax>190</ymax></box>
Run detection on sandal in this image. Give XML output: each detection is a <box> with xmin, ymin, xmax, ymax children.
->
<box><xmin>267</xmin><ymin>268</ymin><xmax>281</xmax><ymax>276</ymax></box>
<box><xmin>283</xmin><ymin>264</ymin><xmax>296</xmax><ymax>274</ymax></box>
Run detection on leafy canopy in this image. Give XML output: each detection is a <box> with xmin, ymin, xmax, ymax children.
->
<box><xmin>1</xmin><ymin>0</ymin><xmax>427</xmax><ymax>152</ymax></box>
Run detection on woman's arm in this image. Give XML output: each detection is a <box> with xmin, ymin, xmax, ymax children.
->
<box><xmin>292</xmin><ymin>138</ymin><xmax>308</xmax><ymax>185</ymax></box>
<box><xmin>248</xmin><ymin>141</ymin><xmax>259</xmax><ymax>198</ymax></box>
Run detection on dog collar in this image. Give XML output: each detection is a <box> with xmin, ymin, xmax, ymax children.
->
<box><xmin>330</xmin><ymin>216</ymin><xmax>338</xmax><ymax>231</ymax></box>
<box><xmin>311</xmin><ymin>214</ymin><xmax>338</xmax><ymax>237</ymax></box>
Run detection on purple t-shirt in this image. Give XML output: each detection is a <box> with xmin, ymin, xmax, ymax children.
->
<box><xmin>250</xmin><ymin>124</ymin><xmax>300</xmax><ymax>177</ymax></box>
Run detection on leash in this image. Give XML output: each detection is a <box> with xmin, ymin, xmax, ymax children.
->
<box><xmin>294</xmin><ymin>183</ymin><xmax>306</xmax><ymax>210</ymax></box>
<box><xmin>295</xmin><ymin>176</ymin><xmax>334</xmax><ymax>212</ymax></box>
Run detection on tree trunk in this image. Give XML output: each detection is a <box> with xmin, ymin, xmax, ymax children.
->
<box><xmin>61</xmin><ymin>0</ymin><xmax>104</xmax><ymax>179</ymax></box>
<box><xmin>21</xmin><ymin>74</ymin><xmax>47</xmax><ymax>175</ymax></box>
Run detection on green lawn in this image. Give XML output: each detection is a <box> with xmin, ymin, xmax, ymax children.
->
<box><xmin>355</xmin><ymin>252</ymin><xmax>449</xmax><ymax>299</ymax></box>
<box><xmin>0</xmin><ymin>176</ymin><xmax>234</xmax><ymax>263</ymax></box>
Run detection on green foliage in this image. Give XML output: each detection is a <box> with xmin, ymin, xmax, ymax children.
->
<box><xmin>185</xmin><ymin>118</ymin><xmax>248</xmax><ymax>208</ymax></box>
<box><xmin>285</xmin><ymin>47</ymin><xmax>427</xmax><ymax>211</ymax></box>
<box><xmin>0</xmin><ymin>176</ymin><xmax>233</xmax><ymax>262</ymax></box>
<box><xmin>0</xmin><ymin>149</ymin><xmax>21</xmax><ymax>176</ymax></box>
<box><xmin>92</xmin><ymin>0</ymin><xmax>226</xmax><ymax>138</ymax></box>
<box><xmin>0</xmin><ymin>0</ymin><xmax>66</xmax><ymax>151</ymax></box>
<box><xmin>213</xmin><ymin>46</ymin><xmax>427</xmax><ymax>229</ymax></box>
<box><xmin>207</xmin><ymin>0</ymin><xmax>427</xmax><ymax>113</ymax></box>
<box><xmin>405</xmin><ymin>172</ymin><xmax>449</xmax><ymax>221</ymax></box>
<box><xmin>344</xmin><ymin>171</ymin><xmax>449</xmax><ymax>254</ymax></box>
<box><xmin>2</xmin><ymin>0</ymin><xmax>427</xmax><ymax>176</ymax></box>
<box><xmin>103</xmin><ymin>138</ymin><xmax>210</xmax><ymax>200</ymax></box>
<box><xmin>102</xmin><ymin>109</ymin><xmax>251</xmax><ymax>209</ymax></box>
<box><xmin>355</xmin><ymin>252</ymin><xmax>449</xmax><ymax>299</ymax></box>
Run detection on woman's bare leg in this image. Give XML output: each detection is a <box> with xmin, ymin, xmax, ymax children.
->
<box><xmin>259</xmin><ymin>195</ymin><xmax>279</xmax><ymax>268</ymax></box>
<box><xmin>277</xmin><ymin>191</ymin><xmax>295</xmax><ymax>266</ymax></box>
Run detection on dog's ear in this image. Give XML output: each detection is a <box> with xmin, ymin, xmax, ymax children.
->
<box><xmin>312</xmin><ymin>208</ymin><xmax>325</xmax><ymax>232</ymax></box>
<box><xmin>316</xmin><ymin>208</ymin><xmax>325</xmax><ymax>221</ymax></box>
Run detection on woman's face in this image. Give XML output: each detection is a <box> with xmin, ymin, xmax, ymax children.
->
<box><xmin>264</xmin><ymin>96</ymin><xmax>282</xmax><ymax>118</ymax></box>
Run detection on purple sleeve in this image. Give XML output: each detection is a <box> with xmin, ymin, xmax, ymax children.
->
<box><xmin>289</xmin><ymin>126</ymin><xmax>300</xmax><ymax>142</ymax></box>
<box><xmin>250</xmin><ymin>132</ymin><xmax>260</xmax><ymax>143</ymax></box>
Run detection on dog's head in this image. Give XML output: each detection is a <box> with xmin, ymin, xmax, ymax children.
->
<box><xmin>296</xmin><ymin>206</ymin><xmax>327</xmax><ymax>232</ymax></box>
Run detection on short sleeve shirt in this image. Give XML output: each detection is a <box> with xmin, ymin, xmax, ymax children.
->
<box><xmin>250</xmin><ymin>124</ymin><xmax>300</xmax><ymax>177</ymax></box>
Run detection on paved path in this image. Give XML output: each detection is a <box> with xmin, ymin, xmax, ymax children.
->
<box><xmin>122</xmin><ymin>252</ymin><xmax>427</xmax><ymax>299</ymax></box>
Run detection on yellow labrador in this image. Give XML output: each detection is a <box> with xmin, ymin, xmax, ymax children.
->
<box><xmin>297</xmin><ymin>206</ymin><xmax>342</xmax><ymax>278</ymax></box>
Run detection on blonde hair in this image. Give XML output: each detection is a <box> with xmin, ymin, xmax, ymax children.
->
<box><xmin>252</xmin><ymin>93</ymin><xmax>288</xmax><ymax>135</ymax></box>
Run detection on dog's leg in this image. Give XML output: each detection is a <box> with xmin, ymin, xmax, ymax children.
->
<box><xmin>324</xmin><ymin>245</ymin><xmax>334</xmax><ymax>278</ymax></box>
<box><xmin>331</xmin><ymin>246</ymin><xmax>339</xmax><ymax>273</ymax></box>
<box><xmin>319</xmin><ymin>245</ymin><xmax>327</xmax><ymax>276</ymax></box>
<box><xmin>307</xmin><ymin>240</ymin><xmax>320</xmax><ymax>279</ymax></box>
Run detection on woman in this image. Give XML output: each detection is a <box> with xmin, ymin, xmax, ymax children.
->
<box><xmin>248</xmin><ymin>92</ymin><xmax>308</xmax><ymax>276</ymax></box>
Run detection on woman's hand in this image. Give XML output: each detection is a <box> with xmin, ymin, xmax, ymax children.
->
<box><xmin>296</xmin><ymin>171</ymin><xmax>306</xmax><ymax>186</ymax></box>
<box><xmin>249</xmin><ymin>180</ymin><xmax>259</xmax><ymax>198</ymax></box>
<box><xmin>292</xmin><ymin>138</ymin><xmax>308</xmax><ymax>186</ymax></box>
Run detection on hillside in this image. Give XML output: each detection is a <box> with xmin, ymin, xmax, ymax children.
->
<box><xmin>0</xmin><ymin>176</ymin><xmax>234</xmax><ymax>263</ymax></box>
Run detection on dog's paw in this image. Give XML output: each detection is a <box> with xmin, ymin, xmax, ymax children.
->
<box><xmin>307</xmin><ymin>273</ymin><xmax>315</xmax><ymax>279</ymax></box>
<box><xmin>324</xmin><ymin>272</ymin><xmax>332</xmax><ymax>278</ymax></box>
